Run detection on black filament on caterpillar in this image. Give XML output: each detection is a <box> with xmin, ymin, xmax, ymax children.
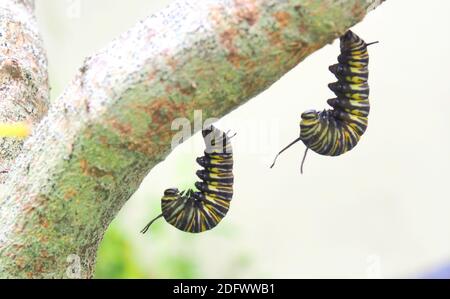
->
<box><xmin>141</xmin><ymin>125</ymin><xmax>235</xmax><ymax>234</ymax></box>
<box><xmin>270</xmin><ymin>30</ymin><xmax>378</xmax><ymax>174</ymax></box>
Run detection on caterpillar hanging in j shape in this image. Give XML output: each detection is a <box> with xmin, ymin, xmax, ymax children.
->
<box><xmin>141</xmin><ymin>125</ymin><xmax>234</xmax><ymax>234</ymax></box>
<box><xmin>270</xmin><ymin>30</ymin><xmax>378</xmax><ymax>173</ymax></box>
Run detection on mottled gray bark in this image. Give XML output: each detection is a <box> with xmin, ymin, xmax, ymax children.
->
<box><xmin>0</xmin><ymin>0</ymin><xmax>384</xmax><ymax>278</ymax></box>
<box><xmin>0</xmin><ymin>0</ymin><xmax>49</xmax><ymax>183</ymax></box>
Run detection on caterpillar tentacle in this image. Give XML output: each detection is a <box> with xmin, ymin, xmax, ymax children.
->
<box><xmin>271</xmin><ymin>30</ymin><xmax>375</xmax><ymax>173</ymax></box>
<box><xmin>142</xmin><ymin>125</ymin><xmax>234</xmax><ymax>234</ymax></box>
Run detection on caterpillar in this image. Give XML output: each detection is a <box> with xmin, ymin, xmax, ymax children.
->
<box><xmin>141</xmin><ymin>125</ymin><xmax>234</xmax><ymax>234</ymax></box>
<box><xmin>270</xmin><ymin>30</ymin><xmax>377</xmax><ymax>173</ymax></box>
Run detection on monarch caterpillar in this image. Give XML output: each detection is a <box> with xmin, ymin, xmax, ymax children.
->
<box><xmin>141</xmin><ymin>125</ymin><xmax>234</xmax><ymax>234</ymax></box>
<box><xmin>270</xmin><ymin>30</ymin><xmax>378</xmax><ymax>173</ymax></box>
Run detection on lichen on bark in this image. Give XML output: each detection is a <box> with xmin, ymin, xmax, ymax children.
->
<box><xmin>0</xmin><ymin>0</ymin><xmax>49</xmax><ymax>182</ymax></box>
<box><xmin>0</xmin><ymin>0</ymin><xmax>384</xmax><ymax>278</ymax></box>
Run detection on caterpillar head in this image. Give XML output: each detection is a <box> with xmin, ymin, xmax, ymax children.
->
<box><xmin>270</xmin><ymin>110</ymin><xmax>319</xmax><ymax>170</ymax></box>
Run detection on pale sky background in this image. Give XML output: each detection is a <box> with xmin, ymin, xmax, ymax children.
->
<box><xmin>36</xmin><ymin>0</ymin><xmax>450</xmax><ymax>278</ymax></box>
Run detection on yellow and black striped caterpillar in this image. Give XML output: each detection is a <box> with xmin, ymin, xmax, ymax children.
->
<box><xmin>271</xmin><ymin>30</ymin><xmax>377</xmax><ymax>173</ymax></box>
<box><xmin>141</xmin><ymin>125</ymin><xmax>234</xmax><ymax>234</ymax></box>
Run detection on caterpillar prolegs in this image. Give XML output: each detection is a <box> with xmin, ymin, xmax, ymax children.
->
<box><xmin>141</xmin><ymin>125</ymin><xmax>234</xmax><ymax>234</ymax></box>
<box><xmin>271</xmin><ymin>30</ymin><xmax>378</xmax><ymax>173</ymax></box>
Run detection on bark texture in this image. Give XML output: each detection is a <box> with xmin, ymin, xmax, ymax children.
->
<box><xmin>0</xmin><ymin>0</ymin><xmax>49</xmax><ymax>183</ymax></box>
<box><xmin>0</xmin><ymin>0</ymin><xmax>384</xmax><ymax>278</ymax></box>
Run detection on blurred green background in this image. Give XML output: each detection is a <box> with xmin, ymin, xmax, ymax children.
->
<box><xmin>94</xmin><ymin>154</ymin><xmax>253</xmax><ymax>279</ymax></box>
<box><xmin>35</xmin><ymin>0</ymin><xmax>450</xmax><ymax>278</ymax></box>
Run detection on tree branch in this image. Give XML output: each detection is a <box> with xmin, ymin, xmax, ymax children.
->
<box><xmin>0</xmin><ymin>0</ymin><xmax>384</xmax><ymax>278</ymax></box>
<box><xmin>0</xmin><ymin>0</ymin><xmax>49</xmax><ymax>182</ymax></box>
